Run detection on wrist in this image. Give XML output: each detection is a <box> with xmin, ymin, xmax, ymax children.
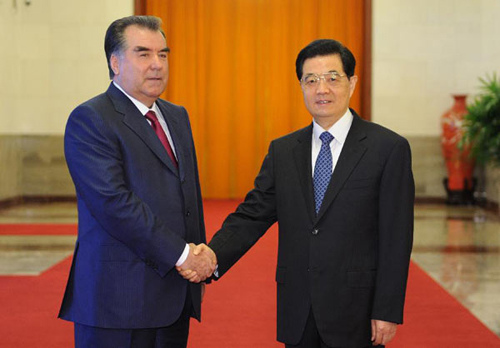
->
<box><xmin>175</xmin><ymin>244</ymin><xmax>190</xmax><ymax>266</ymax></box>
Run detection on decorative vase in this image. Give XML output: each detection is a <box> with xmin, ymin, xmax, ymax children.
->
<box><xmin>441</xmin><ymin>94</ymin><xmax>475</xmax><ymax>204</ymax></box>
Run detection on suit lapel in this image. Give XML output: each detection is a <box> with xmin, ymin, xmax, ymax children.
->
<box><xmin>316</xmin><ymin>113</ymin><xmax>368</xmax><ymax>221</ymax></box>
<box><xmin>107</xmin><ymin>83</ymin><xmax>180</xmax><ymax>177</ymax></box>
<box><xmin>293</xmin><ymin>124</ymin><xmax>316</xmax><ymax>223</ymax></box>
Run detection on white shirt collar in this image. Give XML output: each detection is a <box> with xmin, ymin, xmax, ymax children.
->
<box><xmin>312</xmin><ymin>109</ymin><xmax>353</xmax><ymax>145</ymax></box>
<box><xmin>113</xmin><ymin>81</ymin><xmax>160</xmax><ymax>116</ymax></box>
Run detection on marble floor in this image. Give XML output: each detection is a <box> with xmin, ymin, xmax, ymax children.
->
<box><xmin>0</xmin><ymin>202</ymin><xmax>499</xmax><ymax>337</ymax></box>
<box><xmin>0</xmin><ymin>202</ymin><xmax>77</xmax><ymax>275</ymax></box>
<box><xmin>411</xmin><ymin>204</ymin><xmax>500</xmax><ymax>338</ymax></box>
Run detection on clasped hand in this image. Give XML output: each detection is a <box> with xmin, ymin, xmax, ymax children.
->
<box><xmin>176</xmin><ymin>243</ymin><xmax>217</xmax><ymax>283</ymax></box>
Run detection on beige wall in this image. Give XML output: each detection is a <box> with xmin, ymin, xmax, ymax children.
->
<box><xmin>0</xmin><ymin>137</ymin><xmax>22</xmax><ymax>201</ymax></box>
<box><xmin>372</xmin><ymin>0</ymin><xmax>500</xmax><ymax>205</ymax></box>
<box><xmin>372</xmin><ymin>0</ymin><xmax>500</xmax><ymax>137</ymax></box>
<box><xmin>0</xmin><ymin>1</ymin><xmax>499</xmax><ymax>206</ymax></box>
<box><xmin>0</xmin><ymin>0</ymin><xmax>133</xmax><ymax>135</ymax></box>
<box><xmin>0</xmin><ymin>0</ymin><xmax>133</xmax><ymax>200</ymax></box>
<box><xmin>485</xmin><ymin>166</ymin><xmax>500</xmax><ymax>212</ymax></box>
<box><xmin>0</xmin><ymin>135</ymin><xmax>74</xmax><ymax>201</ymax></box>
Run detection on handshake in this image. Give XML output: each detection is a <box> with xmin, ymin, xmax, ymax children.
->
<box><xmin>176</xmin><ymin>243</ymin><xmax>217</xmax><ymax>283</ymax></box>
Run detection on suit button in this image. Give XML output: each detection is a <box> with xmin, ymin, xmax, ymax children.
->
<box><xmin>186</xmin><ymin>210</ymin><xmax>191</xmax><ymax>217</ymax></box>
<box><xmin>312</xmin><ymin>229</ymin><xmax>319</xmax><ymax>235</ymax></box>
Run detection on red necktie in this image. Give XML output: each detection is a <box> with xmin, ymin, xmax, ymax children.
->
<box><xmin>145</xmin><ymin>110</ymin><xmax>178</xmax><ymax>168</ymax></box>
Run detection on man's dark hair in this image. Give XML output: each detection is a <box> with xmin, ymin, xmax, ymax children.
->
<box><xmin>104</xmin><ymin>15</ymin><xmax>166</xmax><ymax>79</ymax></box>
<box><xmin>295</xmin><ymin>39</ymin><xmax>356</xmax><ymax>81</ymax></box>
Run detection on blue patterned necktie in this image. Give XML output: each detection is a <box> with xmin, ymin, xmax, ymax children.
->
<box><xmin>313</xmin><ymin>131</ymin><xmax>334</xmax><ymax>214</ymax></box>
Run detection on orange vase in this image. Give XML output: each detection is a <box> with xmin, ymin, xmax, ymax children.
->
<box><xmin>441</xmin><ymin>94</ymin><xmax>475</xmax><ymax>204</ymax></box>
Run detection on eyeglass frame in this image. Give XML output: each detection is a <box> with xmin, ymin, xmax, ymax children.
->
<box><xmin>300</xmin><ymin>71</ymin><xmax>348</xmax><ymax>88</ymax></box>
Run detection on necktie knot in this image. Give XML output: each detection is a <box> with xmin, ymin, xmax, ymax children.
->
<box><xmin>319</xmin><ymin>131</ymin><xmax>334</xmax><ymax>145</ymax></box>
<box><xmin>145</xmin><ymin>110</ymin><xmax>158</xmax><ymax>124</ymax></box>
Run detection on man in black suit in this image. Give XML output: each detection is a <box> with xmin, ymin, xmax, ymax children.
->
<box><xmin>184</xmin><ymin>39</ymin><xmax>414</xmax><ymax>347</ymax></box>
<box><xmin>59</xmin><ymin>16</ymin><xmax>216</xmax><ymax>348</ymax></box>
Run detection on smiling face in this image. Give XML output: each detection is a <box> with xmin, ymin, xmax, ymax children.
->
<box><xmin>301</xmin><ymin>54</ymin><xmax>357</xmax><ymax>129</ymax></box>
<box><xmin>111</xmin><ymin>25</ymin><xmax>169</xmax><ymax>107</ymax></box>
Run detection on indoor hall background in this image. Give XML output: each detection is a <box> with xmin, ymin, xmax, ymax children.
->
<box><xmin>1</xmin><ymin>0</ymin><xmax>500</xmax><ymax>346</ymax></box>
<box><xmin>136</xmin><ymin>0</ymin><xmax>369</xmax><ymax>198</ymax></box>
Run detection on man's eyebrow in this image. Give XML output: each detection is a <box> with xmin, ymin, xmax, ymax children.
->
<box><xmin>133</xmin><ymin>46</ymin><xmax>151</xmax><ymax>52</ymax></box>
<box><xmin>305</xmin><ymin>70</ymin><xmax>339</xmax><ymax>74</ymax></box>
<box><xmin>133</xmin><ymin>46</ymin><xmax>170</xmax><ymax>53</ymax></box>
<box><xmin>134</xmin><ymin>46</ymin><xmax>170</xmax><ymax>52</ymax></box>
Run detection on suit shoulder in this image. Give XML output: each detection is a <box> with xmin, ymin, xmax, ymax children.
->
<box><xmin>70</xmin><ymin>92</ymin><xmax>112</xmax><ymax>117</ymax></box>
<box><xmin>65</xmin><ymin>92</ymin><xmax>120</xmax><ymax>139</ymax></box>
<box><xmin>157</xmin><ymin>98</ymin><xmax>187</xmax><ymax>115</ymax></box>
<box><xmin>271</xmin><ymin>124</ymin><xmax>312</xmax><ymax>146</ymax></box>
<box><xmin>357</xmin><ymin>118</ymin><xmax>409</xmax><ymax>146</ymax></box>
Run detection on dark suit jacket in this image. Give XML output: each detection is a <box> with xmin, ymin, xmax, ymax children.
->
<box><xmin>59</xmin><ymin>83</ymin><xmax>206</xmax><ymax>329</ymax></box>
<box><xmin>209</xmin><ymin>110</ymin><xmax>414</xmax><ymax>347</ymax></box>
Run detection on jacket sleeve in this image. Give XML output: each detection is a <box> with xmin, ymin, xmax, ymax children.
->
<box><xmin>371</xmin><ymin>136</ymin><xmax>415</xmax><ymax>324</ymax></box>
<box><xmin>209</xmin><ymin>142</ymin><xmax>278</xmax><ymax>277</ymax></box>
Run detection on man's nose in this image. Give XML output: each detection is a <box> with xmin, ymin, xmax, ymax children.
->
<box><xmin>150</xmin><ymin>55</ymin><xmax>163</xmax><ymax>69</ymax></box>
<box><xmin>316</xmin><ymin>78</ymin><xmax>329</xmax><ymax>93</ymax></box>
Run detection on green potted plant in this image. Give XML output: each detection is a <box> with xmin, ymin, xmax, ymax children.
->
<box><xmin>462</xmin><ymin>73</ymin><xmax>500</xmax><ymax>166</ymax></box>
<box><xmin>461</xmin><ymin>73</ymin><xmax>500</xmax><ymax>211</ymax></box>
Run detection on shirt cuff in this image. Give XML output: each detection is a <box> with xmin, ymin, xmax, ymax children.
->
<box><xmin>175</xmin><ymin>244</ymin><xmax>190</xmax><ymax>266</ymax></box>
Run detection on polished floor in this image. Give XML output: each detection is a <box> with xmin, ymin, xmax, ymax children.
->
<box><xmin>0</xmin><ymin>202</ymin><xmax>499</xmax><ymax>337</ymax></box>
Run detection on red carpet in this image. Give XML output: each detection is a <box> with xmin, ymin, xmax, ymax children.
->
<box><xmin>0</xmin><ymin>200</ymin><xmax>499</xmax><ymax>347</ymax></box>
<box><xmin>0</xmin><ymin>224</ymin><xmax>77</xmax><ymax>235</ymax></box>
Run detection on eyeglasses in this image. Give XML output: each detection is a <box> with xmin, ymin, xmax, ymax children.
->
<box><xmin>300</xmin><ymin>72</ymin><xmax>346</xmax><ymax>88</ymax></box>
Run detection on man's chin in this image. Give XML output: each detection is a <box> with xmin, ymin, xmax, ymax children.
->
<box><xmin>312</xmin><ymin>112</ymin><xmax>336</xmax><ymax>120</ymax></box>
<box><xmin>145</xmin><ymin>88</ymin><xmax>166</xmax><ymax>99</ymax></box>
<box><xmin>145</xmin><ymin>80</ymin><xmax>166</xmax><ymax>91</ymax></box>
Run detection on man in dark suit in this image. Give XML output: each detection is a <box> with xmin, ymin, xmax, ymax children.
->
<box><xmin>187</xmin><ymin>39</ymin><xmax>414</xmax><ymax>347</ymax></box>
<box><xmin>59</xmin><ymin>16</ymin><xmax>216</xmax><ymax>348</ymax></box>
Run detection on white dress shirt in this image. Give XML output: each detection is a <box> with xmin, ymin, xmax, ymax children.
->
<box><xmin>311</xmin><ymin>109</ymin><xmax>353</xmax><ymax>176</ymax></box>
<box><xmin>113</xmin><ymin>82</ymin><xmax>177</xmax><ymax>158</ymax></box>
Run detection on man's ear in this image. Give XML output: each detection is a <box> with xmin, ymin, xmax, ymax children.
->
<box><xmin>348</xmin><ymin>75</ymin><xmax>358</xmax><ymax>98</ymax></box>
<box><xmin>110</xmin><ymin>54</ymin><xmax>120</xmax><ymax>76</ymax></box>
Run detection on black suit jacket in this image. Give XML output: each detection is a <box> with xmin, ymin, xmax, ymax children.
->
<box><xmin>209</xmin><ymin>111</ymin><xmax>414</xmax><ymax>347</ymax></box>
<box><xmin>59</xmin><ymin>83</ymin><xmax>206</xmax><ymax>329</ymax></box>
